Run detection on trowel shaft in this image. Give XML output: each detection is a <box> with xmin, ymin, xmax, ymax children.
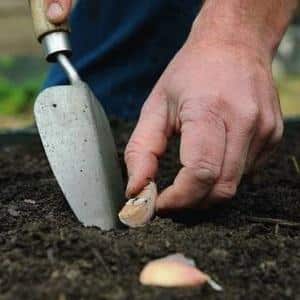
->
<box><xmin>57</xmin><ymin>54</ymin><xmax>81</xmax><ymax>84</ymax></box>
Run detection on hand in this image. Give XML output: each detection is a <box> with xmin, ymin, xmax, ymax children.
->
<box><xmin>124</xmin><ymin>26</ymin><xmax>283</xmax><ymax>212</ymax></box>
<box><xmin>45</xmin><ymin>0</ymin><xmax>72</xmax><ymax>24</ymax></box>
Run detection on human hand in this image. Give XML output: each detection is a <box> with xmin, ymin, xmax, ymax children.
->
<box><xmin>45</xmin><ymin>0</ymin><xmax>72</xmax><ymax>24</ymax></box>
<box><xmin>124</xmin><ymin>16</ymin><xmax>283</xmax><ymax>212</ymax></box>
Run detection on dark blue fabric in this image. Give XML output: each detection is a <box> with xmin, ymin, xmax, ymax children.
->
<box><xmin>44</xmin><ymin>0</ymin><xmax>202</xmax><ymax>119</ymax></box>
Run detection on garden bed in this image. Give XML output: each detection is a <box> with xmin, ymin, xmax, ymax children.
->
<box><xmin>0</xmin><ymin>120</ymin><xmax>300</xmax><ymax>300</ymax></box>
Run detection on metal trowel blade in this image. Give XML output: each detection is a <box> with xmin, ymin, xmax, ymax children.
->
<box><xmin>34</xmin><ymin>81</ymin><xmax>123</xmax><ymax>230</ymax></box>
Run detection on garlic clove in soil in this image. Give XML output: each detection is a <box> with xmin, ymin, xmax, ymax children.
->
<box><xmin>119</xmin><ymin>181</ymin><xmax>157</xmax><ymax>228</ymax></box>
<box><xmin>139</xmin><ymin>253</ymin><xmax>223</xmax><ymax>291</ymax></box>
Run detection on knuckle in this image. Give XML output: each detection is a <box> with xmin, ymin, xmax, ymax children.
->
<box><xmin>213</xmin><ymin>181</ymin><xmax>237</xmax><ymax>200</ymax></box>
<box><xmin>140</xmin><ymin>100</ymin><xmax>154</xmax><ymax>115</ymax></box>
<box><xmin>124</xmin><ymin>139</ymin><xmax>141</xmax><ymax>164</ymax></box>
<box><xmin>189</xmin><ymin>160</ymin><xmax>221</xmax><ymax>185</ymax></box>
<box><xmin>202</xmin><ymin>109</ymin><xmax>225</xmax><ymax>131</ymax></box>
<box><xmin>205</xmin><ymin>97</ymin><xmax>227</xmax><ymax>121</ymax></box>
<box><xmin>181</xmin><ymin>98</ymin><xmax>225</xmax><ymax>130</ymax></box>
<box><xmin>141</xmin><ymin>90</ymin><xmax>167</xmax><ymax>115</ymax></box>
<box><xmin>274</xmin><ymin>119</ymin><xmax>284</xmax><ymax>143</ymax></box>
<box><xmin>239</xmin><ymin>103</ymin><xmax>259</xmax><ymax>133</ymax></box>
<box><xmin>207</xmin><ymin>95</ymin><xmax>224</xmax><ymax>111</ymax></box>
<box><xmin>259</xmin><ymin>115</ymin><xmax>276</xmax><ymax>140</ymax></box>
<box><xmin>242</xmin><ymin>103</ymin><xmax>259</xmax><ymax>125</ymax></box>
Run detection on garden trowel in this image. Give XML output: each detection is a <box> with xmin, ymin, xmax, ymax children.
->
<box><xmin>29</xmin><ymin>0</ymin><xmax>123</xmax><ymax>230</ymax></box>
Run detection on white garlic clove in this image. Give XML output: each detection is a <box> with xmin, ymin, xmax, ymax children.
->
<box><xmin>119</xmin><ymin>181</ymin><xmax>157</xmax><ymax>228</ymax></box>
<box><xmin>139</xmin><ymin>253</ymin><xmax>223</xmax><ymax>290</ymax></box>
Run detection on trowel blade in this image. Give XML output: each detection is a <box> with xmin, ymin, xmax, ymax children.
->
<box><xmin>34</xmin><ymin>82</ymin><xmax>123</xmax><ymax>230</ymax></box>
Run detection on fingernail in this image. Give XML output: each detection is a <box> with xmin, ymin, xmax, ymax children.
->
<box><xmin>125</xmin><ymin>176</ymin><xmax>134</xmax><ymax>198</ymax></box>
<box><xmin>47</xmin><ymin>2</ymin><xmax>64</xmax><ymax>21</ymax></box>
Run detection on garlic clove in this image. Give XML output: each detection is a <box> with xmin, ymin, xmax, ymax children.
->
<box><xmin>119</xmin><ymin>181</ymin><xmax>157</xmax><ymax>228</ymax></box>
<box><xmin>139</xmin><ymin>253</ymin><xmax>223</xmax><ymax>290</ymax></box>
<box><xmin>140</xmin><ymin>254</ymin><xmax>207</xmax><ymax>288</ymax></box>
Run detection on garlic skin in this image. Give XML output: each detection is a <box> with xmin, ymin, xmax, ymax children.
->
<box><xmin>139</xmin><ymin>254</ymin><xmax>223</xmax><ymax>291</ymax></box>
<box><xmin>118</xmin><ymin>181</ymin><xmax>157</xmax><ymax>228</ymax></box>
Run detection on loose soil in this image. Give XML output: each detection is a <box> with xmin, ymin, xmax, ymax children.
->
<box><xmin>0</xmin><ymin>120</ymin><xmax>300</xmax><ymax>300</ymax></box>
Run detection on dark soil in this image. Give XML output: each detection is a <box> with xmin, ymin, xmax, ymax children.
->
<box><xmin>0</xmin><ymin>120</ymin><xmax>300</xmax><ymax>300</ymax></box>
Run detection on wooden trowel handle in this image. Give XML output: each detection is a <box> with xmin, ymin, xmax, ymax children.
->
<box><xmin>29</xmin><ymin>0</ymin><xmax>70</xmax><ymax>41</ymax></box>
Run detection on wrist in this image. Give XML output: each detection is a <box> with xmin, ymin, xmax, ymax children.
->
<box><xmin>190</xmin><ymin>0</ymin><xmax>297</xmax><ymax>60</ymax></box>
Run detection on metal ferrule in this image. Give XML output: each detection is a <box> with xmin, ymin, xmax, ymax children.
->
<box><xmin>41</xmin><ymin>31</ymin><xmax>72</xmax><ymax>62</ymax></box>
<box><xmin>41</xmin><ymin>31</ymin><xmax>81</xmax><ymax>84</ymax></box>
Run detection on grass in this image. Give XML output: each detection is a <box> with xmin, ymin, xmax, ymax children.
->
<box><xmin>0</xmin><ymin>56</ymin><xmax>16</xmax><ymax>70</ymax></box>
<box><xmin>276</xmin><ymin>74</ymin><xmax>300</xmax><ymax>117</ymax></box>
<box><xmin>0</xmin><ymin>76</ymin><xmax>42</xmax><ymax>115</ymax></box>
<box><xmin>0</xmin><ymin>56</ymin><xmax>44</xmax><ymax>129</ymax></box>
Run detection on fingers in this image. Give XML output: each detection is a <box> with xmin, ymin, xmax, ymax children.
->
<box><xmin>245</xmin><ymin>85</ymin><xmax>283</xmax><ymax>172</ymax></box>
<box><xmin>253</xmin><ymin>96</ymin><xmax>284</xmax><ymax>169</ymax></box>
<box><xmin>45</xmin><ymin>0</ymin><xmax>72</xmax><ymax>24</ymax></box>
<box><xmin>125</xmin><ymin>90</ymin><xmax>173</xmax><ymax>198</ymax></box>
<box><xmin>207</xmin><ymin>103</ymin><xmax>258</xmax><ymax>202</ymax></box>
<box><xmin>156</xmin><ymin>105</ymin><xmax>226</xmax><ymax>212</ymax></box>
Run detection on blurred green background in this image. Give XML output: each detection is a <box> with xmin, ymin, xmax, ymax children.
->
<box><xmin>0</xmin><ymin>1</ymin><xmax>300</xmax><ymax>130</ymax></box>
<box><xmin>0</xmin><ymin>56</ymin><xmax>46</xmax><ymax>126</ymax></box>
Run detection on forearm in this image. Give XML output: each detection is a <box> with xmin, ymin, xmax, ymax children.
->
<box><xmin>191</xmin><ymin>0</ymin><xmax>298</xmax><ymax>58</ymax></box>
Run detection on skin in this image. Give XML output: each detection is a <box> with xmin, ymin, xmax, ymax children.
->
<box><xmin>45</xmin><ymin>0</ymin><xmax>72</xmax><ymax>24</ymax></box>
<box><xmin>46</xmin><ymin>0</ymin><xmax>298</xmax><ymax>212</ymax></box>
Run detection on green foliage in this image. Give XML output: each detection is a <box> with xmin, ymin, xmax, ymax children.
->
<box><xmin>0</xmin><ymin>56</ymin><xmax>16</xmax><ymax>70</ymax></box>
<box><xmin>0</xmin><ymin>76</ymin><xmax>42</xmax><ymax>115</ymax></box>
<box><xmin>276</xmin><ymin>73</ymin><xmax>300</xmax><ymax>116</ymax></box>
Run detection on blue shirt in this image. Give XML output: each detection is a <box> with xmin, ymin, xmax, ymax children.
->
<box><xmin>44</xmin><ymin>0</ymin><xmax>202</xmax><ymax>119</ymax></box>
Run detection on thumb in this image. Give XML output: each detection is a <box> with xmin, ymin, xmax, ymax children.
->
<box><xmin>125</xmin><ymin>90</ymin><xmax>172</xmax><ymax>198</ymax></box>
<box><xmin>46</xmin><ymin>0</ymin><xmax>72</xmax><ymax>24</ymax></box>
